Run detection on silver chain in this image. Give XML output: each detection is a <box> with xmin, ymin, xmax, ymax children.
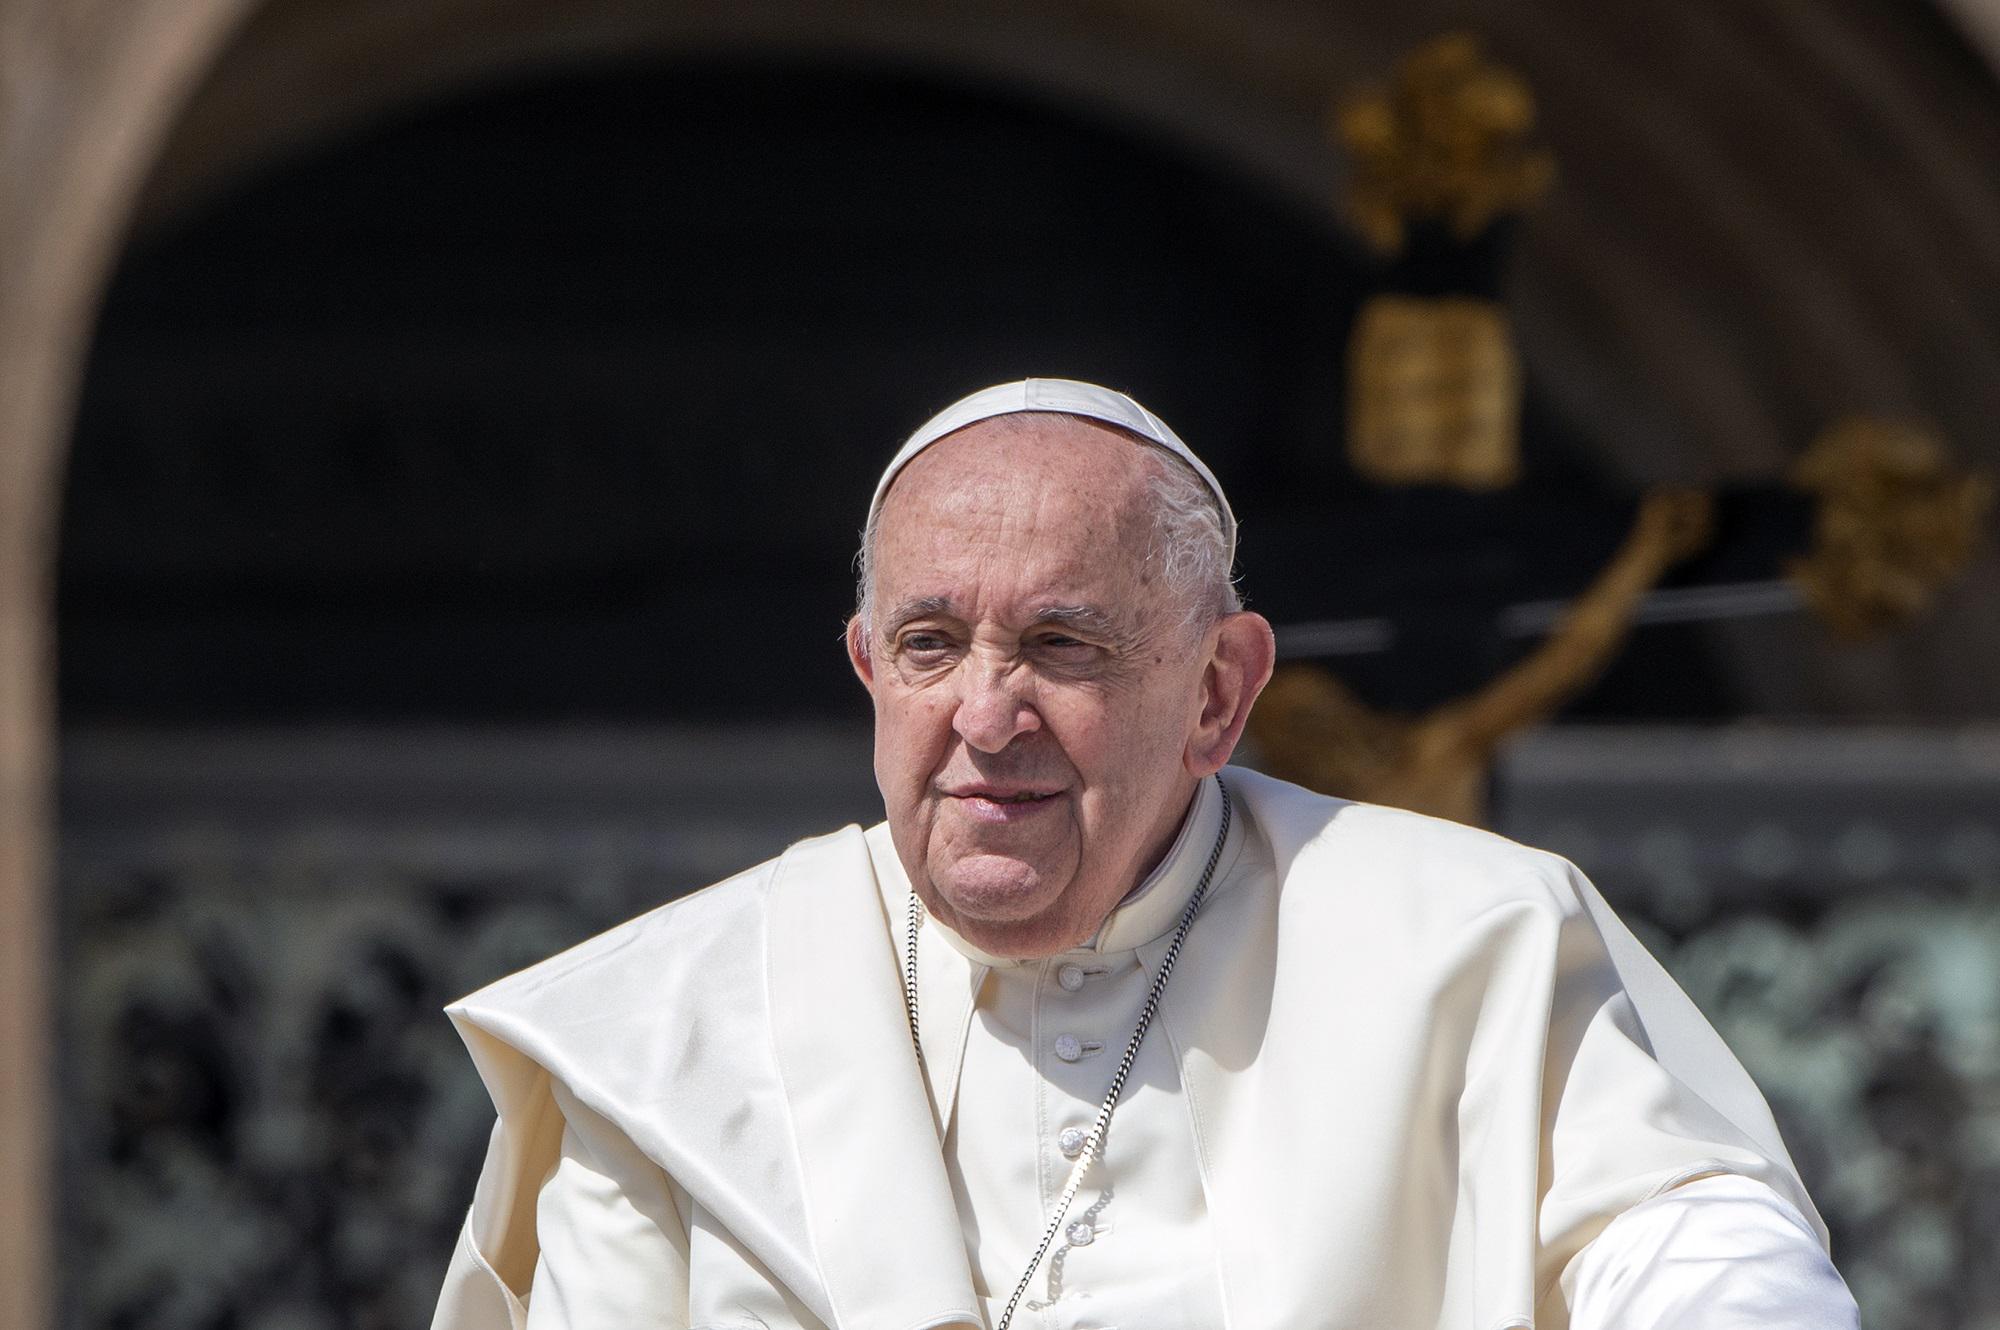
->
<box><xmin>902</xmin><ymin>774</ymin><xmax>1232</xmax><ymax>1330</ymax></box>
<box><xmin>905</xmin><ymin>865</ymin><xmax>927</xmax><ymax>1070</ymax></box>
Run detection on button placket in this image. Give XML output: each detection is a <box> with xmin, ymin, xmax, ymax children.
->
<box><xmin>938</xmin><ymin>778</ymin><xmax>1237</xmax><ymax>1330</ymax></box>
<box><xmin>1035</xmin><ymin>950</ymin><xmax>1139</xmax><ymax>1310</ymax></box>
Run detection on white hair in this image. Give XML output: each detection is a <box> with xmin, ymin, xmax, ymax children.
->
<box><xmin>853</xmin><ymin>422</ymin><xmax>1240</xmax><ymax>638</ymax></box>
<box><xmin>1136</xmin><ymin>444</ymin><xmax>1243</xmax><ymax>628</ymax></box>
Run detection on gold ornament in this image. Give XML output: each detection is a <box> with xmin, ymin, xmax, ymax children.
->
<box><xmin>1786</xmin><ymin>419</ymin><xmax>1993</xmax><ymax>639</ymax></box>
<box><xmin>1347</xmin><ymin>293</ymin><xmax>1521</xmax><ymax>489</ymax></box>
<box><xmin>1333</xmin><ymin>32</ymin><xmax>1555</xmax><ymax>256</ymax></box>
<box><xmin>1250</xmin><ymin>489</ymin><xmax>1715</xmax><ymax>826</ymax></box>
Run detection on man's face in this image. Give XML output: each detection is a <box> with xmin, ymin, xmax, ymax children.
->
<box><xmin>849</xmin><ymin>414</ymin><xmax>1217</xmax><ymax>958</ymax></box>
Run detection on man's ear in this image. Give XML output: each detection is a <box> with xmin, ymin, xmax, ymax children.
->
<box><xmin>846</xmin><ymin>615</ymin><xmax>877</xmax><ymax>689</ymax></box>
<box><xmin>1186</xmin><ymin>611</ymin><xmax>1277</xmax><ymax>778</ymax></box>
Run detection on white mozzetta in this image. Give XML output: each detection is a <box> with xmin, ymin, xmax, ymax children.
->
<box><xmin>433</xmin><ymin>768</ymin><xmax>1848</xmax><ymax>1329</ymax></box>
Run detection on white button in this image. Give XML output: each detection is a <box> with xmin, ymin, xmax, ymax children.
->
<box><xmin>1057</xmin><ymin>963</ymin><xmax>1087</xmax><ymax>991</ymax></box>
<box><xmin>1058</xmin><ymin>1126</ymin><xmax>1088</xmax><ymax>1158</ymax></box>
<box><xmin>1054</xmin><ymin>1034</ymin><xmax>1083</xmax><ymax>1062</ymax></box>
<box><xmin>1065</xmin><ymin>1221</ymin><xmax>1095</xmax><ymax>1247</ymax></box>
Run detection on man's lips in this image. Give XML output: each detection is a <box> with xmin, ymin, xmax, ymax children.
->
<box><xmin>941</xmin><ymin>786</ymin><xmax>1067</xmax><ymax>821</ymax></box>
<box><xmin>944</xmin><ymin>786</ymin><xmax>1063</xmax><ymax>802</ymax></box>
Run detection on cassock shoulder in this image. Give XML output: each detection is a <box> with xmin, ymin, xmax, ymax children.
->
<box><xmin>1228</xmin><ymin>765</ymin><xmax>1587</xmax><ymax>928</ymax></box>
<box><xmin>453</xmin><ymin>849</ymin><xmax>783</xmax><ymax>1017</ymax></box>
<box><xmin>441</xmin><ymin>821</ymin><xmax>878</xmax><ymax>1127</ymax></box>
<box><xmin>436</xmin><ymin>824</ymin><xmax>889</xmax><ymax>1328</ymax></box>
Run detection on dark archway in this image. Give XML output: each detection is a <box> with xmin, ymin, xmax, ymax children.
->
<box><xmin>61</xmin><ymin>55</ymin><xmax>1734</xmax><ymax>728</ymax></box>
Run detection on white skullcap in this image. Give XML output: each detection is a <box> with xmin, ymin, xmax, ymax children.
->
<box><xmin>867</xmin><ymin>378</ymin><xmax>1237</xmax><ymax>565</ymax></box>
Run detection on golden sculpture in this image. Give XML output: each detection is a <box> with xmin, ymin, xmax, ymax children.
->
<box><xmin>1348</xmin><ymin>294</ymin><xmax>1521</xmax><ymax>489</ymax></box>
<box><xmin>1250</xmin><ymin>490</ymin><xmax>1715</xmax><ymax>826</ymax></box>
<box><xmin>1335</xmin><ymin>33</ymin><xmax>1552</xmax><ymax>490</ymax></box>
<box><xmin>1333</xmin><ymin>32</ymin><xmax>1555</xmax><ymax>257</ymax></box>
<box><xmin>1786</xmin><ymin>418</ymin><xmax>1993</xmax><ymax>638</ymax></box>
<box><xmin>1291</xmin><ymin>37</ymin><xmax>1991</xmax><ymax>827</ymax></box>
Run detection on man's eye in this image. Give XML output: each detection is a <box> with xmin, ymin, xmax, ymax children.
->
<box><xmin>900</xmin><ymin>633</ymin><xmax>951</xmax><ymax>654</ymax></box>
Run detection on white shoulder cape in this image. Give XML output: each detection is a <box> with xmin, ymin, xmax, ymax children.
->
<box><xmin>433</xmin><ymin>769</ymin><xmax>1821</xmax><ymax>1329</ymax></box>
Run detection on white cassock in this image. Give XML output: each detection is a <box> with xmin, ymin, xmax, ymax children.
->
<box><xmin>431</xmin><ymin>768</ymin><xmax>1857</xmax><ymax>1329</ymax></box>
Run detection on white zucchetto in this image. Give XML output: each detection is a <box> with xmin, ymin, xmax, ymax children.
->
<box><xmin>868</xmin><ymin>378</ymin><xmax>1237</xmax><ymax>565</ymax></box>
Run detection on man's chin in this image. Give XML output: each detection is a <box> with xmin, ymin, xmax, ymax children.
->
<box><xmin>930</xmin><ymin>854</ymin><xmax>1069</xmax><ymax>927</ymax></box>
<box><xmin>929</xmin><ymin>887</ymin><xmax>1089</xmax><ymax>960</ymax></box>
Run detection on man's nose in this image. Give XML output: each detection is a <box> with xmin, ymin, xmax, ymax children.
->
<box><xmin>952</xmin><ymin>662</ymin><xmax>1040</xmax><ymax>753</ymax></box>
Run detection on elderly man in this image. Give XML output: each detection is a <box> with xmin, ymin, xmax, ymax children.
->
<box><xmin>433</xmin><ymin>380</ymin><xmax>1856</xmax><ymax>1329</ymax></box>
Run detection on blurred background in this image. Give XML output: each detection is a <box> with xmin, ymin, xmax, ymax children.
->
<box><xmin>4</xmin><ymin>1</ymin><xmax>2000</xmax><ymax>1327</ymax></box>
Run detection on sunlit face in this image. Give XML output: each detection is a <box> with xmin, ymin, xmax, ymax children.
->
<box><xmin>848</xmin><ymin>414</ymin><xmax>1228</xmax><ymax>958</ymax></box>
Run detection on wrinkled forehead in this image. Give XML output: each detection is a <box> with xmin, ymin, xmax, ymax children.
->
<box><xmin>868</xmin><ymin>378</ymin><xmax>1235</xmax><ymax>560</ymax></box>
<box><xmin>869</xmin><ymin>423</ymin><xmax>1177</xmax><ymax>620</ymax></box>
<box><xmin>862</xmin><ymin>382</ymin><xmax>1236</xmax><ymax>636</ymax></box>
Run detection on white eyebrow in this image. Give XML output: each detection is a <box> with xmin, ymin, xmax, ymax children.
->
<box><xmin>1032</xmin><ymin>604</ymin><xmax>1119</xmax><ymax>636</ymax></box>
<box><xmin>880</xmin><ymin>595</ymin><xmax>955</xmax><ymax>633</ymax></box>
<box><xmin>877</xmin><ymin>598</ymin><xmax>1122</xmax><ymax>639</ymax></box>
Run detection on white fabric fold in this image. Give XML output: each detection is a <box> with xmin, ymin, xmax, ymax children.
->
<box><xmin>1566</xmin><ymin>1174</ymin><xmax>1858</xmax><ymax>1329</ymax></box>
